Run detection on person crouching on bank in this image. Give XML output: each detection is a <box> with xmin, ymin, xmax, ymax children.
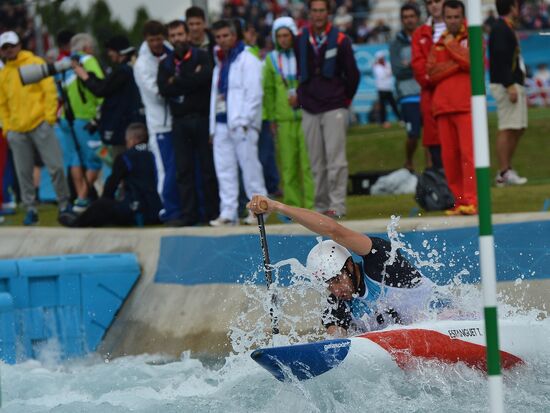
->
<box><xmin>59</xmin><ymin>123</ymin><xmax>162</xmax><ymax>227</ymax></box>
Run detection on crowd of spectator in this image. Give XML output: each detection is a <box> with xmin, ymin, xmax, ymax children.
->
<box><xmin>483</xmin><ymin>0</ymin><xmax>550</xmax><ymax>30</ymax></box>
<box><xmin>0</xmin><ymin>0</ymin><xmax>542</xmax><ymax>227</ymax></box>
<box><xmin>0</xmin><ymin>3</ymin><xmax>51</xmax><ymax>55</ymax></box>
<box><xmin>219</xmin><ymin>0</ymin><xmax>395</xmax><ymax>46</ymax></box>
<box><xmin>0</xmin><ymin>4</ymin><xmax>28</xmax><ymax>43</ymax></box>
<box><xmin>519</xmin><ymin>0</ymin><xmax>550</xmax><ymax>29</ymax></box>
<box><xmin>0</xmin><ymin>0</ymin><xmax>357</xmax><ymax>227</ymax></box>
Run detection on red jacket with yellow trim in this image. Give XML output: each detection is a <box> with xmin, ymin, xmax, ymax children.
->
<box><xmin>426</xmin><ymin>25</ymin><xmax>471</xmax><ymax>117</ymax></box>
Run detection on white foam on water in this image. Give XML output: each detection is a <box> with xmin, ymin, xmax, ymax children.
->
<box><xmin>3</xmin><ymin>339</ymin><xmax>550</xmax><ymax>413</ymax></box>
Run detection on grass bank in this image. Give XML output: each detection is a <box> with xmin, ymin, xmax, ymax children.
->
<box><xmin>2</xmin><ymin>108</ymin><xmax>549</xmax><ymax>226</ymax></box>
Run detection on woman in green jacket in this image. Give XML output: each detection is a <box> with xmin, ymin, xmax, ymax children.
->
<box><xmin>263</xmin><ymin>17</ymin><xmax>314</xmax><ymax>210</ymax></box>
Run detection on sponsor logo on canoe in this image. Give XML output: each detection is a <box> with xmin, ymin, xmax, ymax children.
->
<box><xmin>323</xmin><ymin>341</ymin><xmax>351</xmax><ymax>352</ymax></box>
<box><xmin>447</xmin><ymin>327</ymin><xmax>483</xmax><ymax>339</ymax></box>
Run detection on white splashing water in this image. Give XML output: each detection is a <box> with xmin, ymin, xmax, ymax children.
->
<box><xmin>3</xmin><ymin>218</ymin><xmax>550</xmax><ymax>412</ymax></box>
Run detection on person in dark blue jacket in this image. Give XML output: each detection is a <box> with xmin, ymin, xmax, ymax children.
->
<box><xmin>157</xmin><ymin>20</ymin><xmax>219</xmax><ymax>226</ymax></box>
<box><xmin>59</xmin><ymin>123</ymin><xmax>162</xmax><ymax>227</ymax></box>
<box><xmin>72</xmin><ymin>35</ymin><xmax>144</xmax><ymax>157</ymax></box>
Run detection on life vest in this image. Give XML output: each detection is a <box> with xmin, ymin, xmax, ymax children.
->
<box><xmin>298</xmin><ymin>25</ymin><xmax>345</xmax><ymax>83</ymax></box>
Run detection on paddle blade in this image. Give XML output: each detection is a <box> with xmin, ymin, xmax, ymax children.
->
<box><xmin>251</xmin><ymin>338</ymin><xmax>351</xmax><ymax>382</ymax></box>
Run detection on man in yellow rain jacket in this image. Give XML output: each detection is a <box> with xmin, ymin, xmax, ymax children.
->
<box><xmin>0</xmin><ymin>31</ymin><xmax>71</xmax><ymax>225</ymax></box>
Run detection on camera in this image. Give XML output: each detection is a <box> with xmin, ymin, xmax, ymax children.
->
<box><xmin>18</xmin><ymin>56</ymin><xmax>77</xmax><ymax>85</ymax></box>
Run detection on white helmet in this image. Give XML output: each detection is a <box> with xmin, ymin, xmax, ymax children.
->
<box><xmin>306</xmin><ymin>240</ymin><xmax>351</xmax><ymax>283</ymax></box>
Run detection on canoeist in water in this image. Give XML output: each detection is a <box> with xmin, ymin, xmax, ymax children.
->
<box><xmin>247</xmin><ymin>195</ymin><xmax>438</xmax><ymax>337</ymax></box>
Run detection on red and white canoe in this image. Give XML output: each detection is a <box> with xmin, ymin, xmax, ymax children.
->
<box><xmin>251</xmin><ymin>319</ymin><xmax>548</xmax><ymax>382</ymax></box>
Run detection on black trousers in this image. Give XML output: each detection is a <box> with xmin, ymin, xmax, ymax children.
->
<box><xmin>172</xmin><ymin>115</ymin><xmax>219</xmax><ymax>224</ymax></box>
<box><xmin>378</xmin><ymin>91</ymin><xmax>401</xmax><ymax>123</ymax></box>
<box><xmin>74</xmin><ymin>198</ymin><xmax>134</xmax><ymax>227</ymax></box>
<box><xmin>428</xmin><ymin>145</ymin><xmax>443</xmax><ymax>169</ymax></box>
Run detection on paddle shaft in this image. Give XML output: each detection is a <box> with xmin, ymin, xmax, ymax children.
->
<box><xmin>257</xmin><ymin>212</ymin><xmax>280</xmax><ymax>335</ymax></box>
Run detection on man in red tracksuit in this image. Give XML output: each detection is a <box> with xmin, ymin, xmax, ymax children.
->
<box><xmin>411</xmin><ymin>0</ymin><xmax>446</xmax><ymax>169</ymax></box>
<box><xmin>427</xmin><ymin>0</ymin><xmax>477</xmax><ymax>215</ymax></box>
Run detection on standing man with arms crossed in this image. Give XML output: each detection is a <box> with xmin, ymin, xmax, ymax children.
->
<box><xmin>158</xmin><ymin>20</ymin><xmax>219</xmax><ymax>226</ymax></box>
<box><xmin>208</xmin><ymin>20</ymin><xmax>268</xmax><ymax>226</ymax></box>
<box><xmin>489</xmin><ymin>0</ymin><xmax>528</xmax><ymax>187</ymax></box>
<box><xmin>411</xmin><ymin>0</ymin><xmax>446</xmax><ymax>169</ymax></box>
<box><xmin>427</xmin><ymin>0</ymin><xmax>477</xmax><ymax>215</ymax></box>
<box><xmin>295</xmin><ymin>0</ymin><xmax>360</xmax><ymax>220</ymax></box>
<box><xmin>390</xmin><ymin>3</ymin><xmax>423</xmax><ymax>171</ymax></box>
<box><xmin>0</xmin><ymin>31</ymin><xmax>71</xmax><ymax>225</ymax></box>
<box><xmin>134</xmin><ymin>20</ymin><xmax>182</xmax><ymax>225</ymax></box>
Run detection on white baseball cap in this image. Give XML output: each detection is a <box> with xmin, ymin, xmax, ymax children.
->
<box><xmin>0</xmin><ymin>31</ymin><xmax>20</xmax><ymax>48</ymax></box>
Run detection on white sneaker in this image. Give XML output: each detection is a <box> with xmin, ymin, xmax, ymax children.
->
<box><xmin>495</xmin><ymin>169</ymin><xmax>527</xmax><ymax>187</ymax></box>
<box><xmin>209</xmin><ymin>216</ymin><xmax>237</xmax><ymax>227</ymax></box>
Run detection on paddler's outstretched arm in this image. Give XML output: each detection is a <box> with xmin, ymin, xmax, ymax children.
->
<box><xmin>247</xmin><ymin>195</ymin><xmax>373</xmax><ymax>256</ymax></box>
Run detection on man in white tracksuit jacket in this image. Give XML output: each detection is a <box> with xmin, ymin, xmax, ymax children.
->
<box><xmin>134</xmin><ymin>20</ymin><xmax>182</xmax><ymax>224</ymax></box>
<box><xmin>208</xmin><ymin>20</ymin><xmax>267</xmax><ymax>226</ymax></box>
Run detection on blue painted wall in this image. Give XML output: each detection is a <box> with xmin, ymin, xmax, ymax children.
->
<box><xmin>0</xmin><ymin>254</ymin><xmax>140</xmax><ymax>363</ymax></box>
<box><xmin>154</xmin><ymin>220</ymin><xmax>550</xmax><ymax>287</ymax></box>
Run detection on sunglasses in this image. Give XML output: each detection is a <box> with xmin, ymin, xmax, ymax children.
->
<box><xmin>1</xmin><ymin>44</ymin><xmax>16</xmax><ymax>50</ymax></box>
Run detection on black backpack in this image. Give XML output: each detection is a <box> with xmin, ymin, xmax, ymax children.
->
<box><xmin>415</xmin><ymin>168</ymin><xmax>455</xmax><ymax>211</ymax></box>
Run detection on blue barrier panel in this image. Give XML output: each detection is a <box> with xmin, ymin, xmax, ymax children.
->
<box><xmin>0</xmin><ymin>292</ymin><xmax>16</xmax><ymax>364</ymax></box>
<box><xmin>81</xmin><ymin>264</ymin><xmax>141</xmax><ymax>351</ymax></box>
<box><xmin>0</xmin><ymin>259</ymin><xmax>18</xmax><ymax>294</ymax></box>
<box><xmin>154</xmin><ymin>220</ymin><xmax>550</xmax><ymax>286</ymax></box>
<box><xmin>0</xmin><ymin>253</ymin><xmax>140</xmax><ymax>363</ymax></box>
<box><xmin>155</xmin><ymin>234</ymin><xmax>310</xmax><ymax>286</ymax></box>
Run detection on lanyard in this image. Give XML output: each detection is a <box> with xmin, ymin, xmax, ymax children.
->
<box><xmin>277</xmin><ymin>52</ymin><xmax>290</xmax><ymax>88</ymax></box>
<box><xmin>309</xmin><ymin>33</ymin><xmax>327</xmax><ymax>56</ymax></box>
<box><xmin>501</xmin><ymin>17</ymin><xmax>522</xmax><ymax>72</ymax></box>
<box><xmin>174</xmin><ymin>49</ymin><xmax>192</xmax><ymax>75</ymax></box>
<box><xmin>502</xmin><ymin>16</ymin><xmax>515</xmax><ymax>30</ymax></box>
<box><xmin>309</xmin><ymin>25</ymin><xmax>330</xmax><ymax>56</ymax></box>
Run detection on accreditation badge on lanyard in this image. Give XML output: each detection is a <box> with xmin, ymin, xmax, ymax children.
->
<box><xmin>503</xmin><ymin>17</ymin><xmax>526</xmax><ymax>75</ymax></box>
<box><xmin>518</xmin><ymin>55</ymin><xmax>526</xmax><ymax>76</ymax></box>
<box><xmin>215</xmin><ymin>94</ymin><xmax>227</xmax><ymax>115</ymax></box>
<box><xmin>277</xmin><ymin>53</ymin><xmax>292</xmax><ymax>89</ymax></box>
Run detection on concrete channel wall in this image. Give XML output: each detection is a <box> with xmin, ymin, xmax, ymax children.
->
<box><xmin>1</xmin><ymin>212</ymin><xmax>549</xmax><ymax>359</ymax></box>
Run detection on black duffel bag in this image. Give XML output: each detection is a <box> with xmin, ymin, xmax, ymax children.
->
<box><xmin>415</xmin><ymin>168</ymin><xmax>455</xmax><ymax>211</ymax></box>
